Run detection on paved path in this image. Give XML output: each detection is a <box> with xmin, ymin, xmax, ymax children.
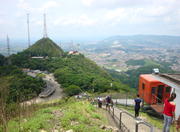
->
<box><xmin>104</xmin><ymin>105</ymin><xmax>161</xmax><ymax>132</ymax></box>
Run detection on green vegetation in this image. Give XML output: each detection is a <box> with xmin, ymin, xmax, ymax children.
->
<box><xmin>25</xmin><ymin>37</ymin><xmax>64</xmax><ymax>57</ymax></box>
<box><xmin>0</xmin><ymin>65</ymin><xmax>45</xmax><ymax>103</ymax></box>
<box><xmin>108</xmin><ymin>59</ymin><xmax>174</xmax><ymax>89</ymax></box>
<box><xmin>0</xmin><ymin>65</ymin><xmax>46</xmax><ymax>130</ymax></box>
<box><xmin>8</xmin><ymin>38</ymin><xmax>132</xmax><ymax>95</ymax></box>
<box><xmin>36</xmin><ymin>73</ymin><xmax>46</xmax><ymax>78</ymax></box>
<box><xmin>64</xmin><ymin>85</ymin><xmax>82</xmax><ymax>96</ymax></box>
<box><xmin>0</xmin><ymin>54</ymin><xmax>6</xmax><ymax>66</ymax></box>
<box><xmin>126</xmin><ymin>59</ymin><xmax>146</xmax><ymax>66</ymax></box>
<box><xmin>3</xmin><ymin>98</ymin><xmax>112</xmax><ymax>132</ymax></box>
<box><xmin>126</xmin><ymin>59</ymin><xmax>159</xmax><ymax>66</ymax></box>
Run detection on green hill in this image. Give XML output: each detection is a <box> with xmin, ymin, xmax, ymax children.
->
<box><xmin>9</xmin><ymin>37</ymin><xmax>131</xmax><ymax>95</ymax></box>
<box><xmin>26</xmin><ymin>37</ymin><xmax>64</xmax><ymax>57</ymax></box>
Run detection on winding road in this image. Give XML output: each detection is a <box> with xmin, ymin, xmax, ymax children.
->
<box><xmin>23</xmin><ymin>70</ymin><xmax>64</xmax><ymax>105</ymax></box>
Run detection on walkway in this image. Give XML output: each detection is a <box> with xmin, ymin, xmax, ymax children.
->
<box><xmin>103</xmin><ymin>105</ymin><xmax>161</xmax><ymax>132</ymax></box>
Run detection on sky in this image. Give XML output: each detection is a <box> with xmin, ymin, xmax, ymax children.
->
<box><xmin>0</xmin><ymin>0</ymin><xmax>180</xmax><ymax>41</ymax></box>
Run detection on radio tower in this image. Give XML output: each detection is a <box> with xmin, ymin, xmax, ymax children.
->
<box><xmin>27</xmin><ymin>13</ymin><xmax>31</xmax><ymax>47</ymax></box>
<box><xmin>7</xmin><ymin>35</ymin><xmax>10</xmax><ymax>56</ymax></box>
<box><xmin>43</xmin><ymin>13</ymin><xmax>48</xmax><ymax>38</ymax></box>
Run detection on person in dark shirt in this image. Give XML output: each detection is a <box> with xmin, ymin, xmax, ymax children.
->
<box><xmin>134</xmin><ymin>94</ymin><xmax>142</xmax><ymax>118</ymax></box>
<box><xmin>105</xmin><ymin>96</ymin><xmax>113</xmax><ymax>109</ymax></box>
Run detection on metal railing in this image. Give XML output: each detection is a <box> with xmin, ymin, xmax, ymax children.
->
<box><xmin>151</xmin><ymin>94</ymin><xmax>163</xmax><ymax>104</ymax></box>
<box><xmin>105</xmin><ymin>105</ymin><xmax>154</xmax><ymax>132</ymax></box>
<box><xmin>135</xmin><ymin>120</ymin><xmax>154</xmax><ymax>132</ymax></box>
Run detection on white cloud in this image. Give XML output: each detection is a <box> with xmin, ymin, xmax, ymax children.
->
<box><xmin>17</xmin><ymin>0</ymin><xmax>60</xmax><ymax>13</ymax></box>
<box><xmin>53</xmin><ymin>14</ymin><xmax>96</xmax><ymax>26</ymax></box>
<box><xmin>0</xmin><ymin>19</ymin><xmax>4</xmax><ymax>24</ymax></box>
<box><xmin>105</xmin><ymin>8</ymin><xmax>126</xmax><ymax>20</ymax></box>
<box><xmin>39</xmin><ymin>1</ymin><xmax>59</xmax><ymax>11</ymax></box>
<box><xmin>17</xmin><ymin>0</ymin><xmax>33</xmax><ymax>12</ymax></box>
<box><xmin>81</xmin><ymin>0</ymin><xmax>95</xmax><ymax>6</ymax></box>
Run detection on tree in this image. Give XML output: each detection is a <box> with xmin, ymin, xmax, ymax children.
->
<box><xmin>64</xmin><ymin>85</ymin><xmax>81</xmax><ymax>96</ymax></box>
<box><xmin>0</xmin><ymin>54</ymin><xmax>6</xmax><ymax>66</ymax></box>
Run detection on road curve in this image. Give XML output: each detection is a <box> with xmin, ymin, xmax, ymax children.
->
<box><xmin>23</xmin><ymin>70</ymin><xmax>64</xmax><ymax>105</ymax></box>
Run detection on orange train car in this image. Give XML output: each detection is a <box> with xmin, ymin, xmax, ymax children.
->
<box><xmin>138</xmin><ymin>74</ymin><xmax>171</xmax><ymax>105</ymax></box>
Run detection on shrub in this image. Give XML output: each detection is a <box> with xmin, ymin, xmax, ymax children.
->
<box><xmin>64</xmin><ymin>85</ymin><xmax>81</xmax><ymax>96</ymax></box>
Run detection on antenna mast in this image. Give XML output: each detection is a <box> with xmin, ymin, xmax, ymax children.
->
<box><xmin>27</xmin><ymin>13</ymin><xmax>31</xmax><ymax>47</ymax></box>
<box><xmin>7</xmin><ymin>35</ymin><xmax>10</xmax><ymax>56</ymax></box>
<box><xmin>43</xmin><ymin>13</ymin><xmax>48</xmax><ymax>38</ymax></box>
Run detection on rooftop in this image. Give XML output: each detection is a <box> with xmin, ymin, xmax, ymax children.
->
<box><xmin>140</xmin><ymin>74</ymin><xmax>159</xmax><ymax>82</ymax></box>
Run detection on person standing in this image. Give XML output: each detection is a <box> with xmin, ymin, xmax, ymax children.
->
<box><xmin>134</xmin><ymin>94</ymin><xmax>142</xmax><ymax>118</ymax></box>
<box><xmin>105</xmin><ymin>96</ymin><xmax>112</xmax><ymax>109</ymax></box>
<box><xmin>97</xmin><ymin>97</ymin><xmax>102</xmax><ymax>108</ymax></box>
<box><xmin>163</xmin><ymin>93</ymin><xmax>176</xmax><ymax>132</ymax></box>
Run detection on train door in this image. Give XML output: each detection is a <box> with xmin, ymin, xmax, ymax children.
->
<box><xmin>151</xmin><ymin>87</ymin><xmax>156</xmax><ymax>104</ymax></box>
<box><xmin>157</xmin><ymin>85</ymin><xmax>164</xmax><ymax>103</ymax></box>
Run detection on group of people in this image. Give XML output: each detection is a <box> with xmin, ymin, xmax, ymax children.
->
<box><xmin>134</xmin><ymin>93</ymin><xmax>180</xmax><ymax>132</ymax></box>
<box><xmin>97</xmin><ymin>96</ymin><xmax>113</xmax><ymax>109</ymax></box>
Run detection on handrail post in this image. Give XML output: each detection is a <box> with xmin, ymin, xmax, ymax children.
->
<box><xmin>126</xmin><ymin>94</ymin><xmax>127</xmax><ymax>107</ymax></box>
<box><xmin>136</xmin><ymin>120</ymin><xmax>154</xmax><ymax>132</ymax></box>
<box><xmin>135</xmin><ymin>121</ymin><xmax>139</xmax><ymax>132</ymax></box>
<box><xmin>119</xmin><ymin>112</ymin><xmax>122</xmax><ymax>129</ymax></box>
<box><xmin>113</xmin><ymin>107</ymin><xmax>114</xmax><ymax>117</ymax></box>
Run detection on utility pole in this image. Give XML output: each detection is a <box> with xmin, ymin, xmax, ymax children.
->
<box><xmin>7</xmin><ymin>35</ymin><xmax>10</xmax><ymax>56</ymax></box>
<box><xmin>43</xmin><ymin>13</ymin><xmax>48</xmax><ymax>38</ymax></box>
<box><xmin>27</xmin><ymin>13</ymin><xmax>31</xmax><ymax>47</ymax></box>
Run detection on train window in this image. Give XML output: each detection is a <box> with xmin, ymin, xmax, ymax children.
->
<box><xmin>152</xmin><ymin>87</ymin><xmax>156</xmax><ymax>94</ymax></box>
<box><xmin>142</xmin><ymin>83</ymin><xmax>145</xmax><ymax>89</ymax></box>
<box><xmin>166</xmin><ymin>86</ymin><xmax>171</xmax><ymax>93</ymax></box>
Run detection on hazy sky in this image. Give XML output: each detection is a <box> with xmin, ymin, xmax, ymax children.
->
<box><xmin>1</xmin><ymin>0</ymin><xmax>180</xmax><ymax>40</ymax></box>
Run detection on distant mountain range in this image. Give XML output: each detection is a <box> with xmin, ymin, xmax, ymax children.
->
<box><xmin>83</xmin><ymin>35</ymin><xmax>180</xmax><ymax>49</ymax></box>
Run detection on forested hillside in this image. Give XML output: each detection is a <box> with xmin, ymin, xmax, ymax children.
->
<box><xmin>6</xmin><ymin>37</ymin><xmax>131</xmax><ymax>96</ymax></box>
<box><xmin>108</xmin><ymin>60</ymin><xmax>174</xmax><ymax>89</ymax></box>
<box><xmin>0</xmin><ymin>65</ymin><xmax>45</xmax><ymax>103</ymax></box>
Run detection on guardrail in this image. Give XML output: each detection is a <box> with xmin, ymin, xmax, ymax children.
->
<box><xmin>151</xmin><ymin>94</ymin><xmax>163</xmax><ymax>104</ymax></box>
<box><xmin>135</xmin><ymin>120</ymin><xmax>154</xmax><ymax>132</ymax></box>
<box><xmin>105</xmin><ymin>105</ymin><xmax>154</xmax><ymax>132</ymax></box>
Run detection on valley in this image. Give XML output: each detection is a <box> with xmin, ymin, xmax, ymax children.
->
<box><xmin>81</xmin><ymin>35</ymin><xmax>180</xmax><ymax>72</ymax></box>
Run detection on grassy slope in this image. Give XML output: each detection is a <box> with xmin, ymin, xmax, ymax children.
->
<box><xmin>4</xmin><ymin>99</ymin><xmax>112</xmax><ymax>132</ymax></box>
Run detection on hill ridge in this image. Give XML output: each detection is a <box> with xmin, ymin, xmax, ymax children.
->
<box><xmin>26</xmin><ymin>37</ymin><xmax>64</xmax><ymax>57</ymax></box>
